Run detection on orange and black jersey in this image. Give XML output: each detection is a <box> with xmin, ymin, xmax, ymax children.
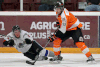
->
<box><xmin>56</xmin><ymin>8</ymin><xmax>82</xmax><ymax>34</ymax></box>
<box><xmin>55</xmin><ymin>9</ymin><xmax>82</xmax><ymax>37</ymax></box>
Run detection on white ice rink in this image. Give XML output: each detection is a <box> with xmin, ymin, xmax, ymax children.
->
<box><xmin>0</xmin><ymin>53</ymin><xmax>100</xmax><ymax>67</ymax></box>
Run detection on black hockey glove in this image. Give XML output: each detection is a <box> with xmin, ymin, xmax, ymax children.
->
<box><xmin>56</xmin><ymin>22</ymin><xmax>60</xmax><ymax>28</ymax></box>
<box><xmin>3</xmin><ymin>40</ymin><xmax>9</xmax><ymax>46</ymax></box>
<box><xmin>48</xmin><ymin>34</ymin><xmax>56</xmax><ymax>42</ymax></box>
<box><xmin>25</xmin><ymin>38</ymin><xmax>32</xmax><ymax>44</ymax></box>
<box><xmin>9</xmin><ymin>39</ymin><xmax>14</xmax><ymax>46</ymax></box>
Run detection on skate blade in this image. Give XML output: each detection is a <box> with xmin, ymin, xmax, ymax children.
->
<box><xmin>87</xmin><ymin>61</ymin><xmax>96</xmax><ymax>64</ymax></box>
<box><xmin>49</xmin><ymin>60</ymin><xmax>61</xmax><ymax>64</ymax></box>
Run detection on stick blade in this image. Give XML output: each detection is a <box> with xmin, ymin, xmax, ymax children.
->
<box><xmin>26</xmin><ymin>60</ymin><xmax>35</xmax><ymax>65</ymax></box>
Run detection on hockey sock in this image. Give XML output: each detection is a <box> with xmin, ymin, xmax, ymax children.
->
<box><xmin>76</xmin><ymin>42</ymin><xmax>91</xmax><ymax>57</ymax></box>
<box><xmin>53</xmin><ymin>38</ymin><xmax>62</xmax><ymax>56</ymax></box>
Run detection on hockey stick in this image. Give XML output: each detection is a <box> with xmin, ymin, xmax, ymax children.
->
<box><xmin>26</xmin><ymin>26</ymin><xmax>59</xmax><ymax>65</ymax></box>
<box><xmin>26</xmin><ymin>40</ymin><xmax>50</xmax><ymax>65</ymax></box>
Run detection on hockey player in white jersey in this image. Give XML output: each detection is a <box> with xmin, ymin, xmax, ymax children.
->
<box><xmin>3</xmin><ymin>25</ymin><xmax>55</xmax><ymax>61</ymax></box>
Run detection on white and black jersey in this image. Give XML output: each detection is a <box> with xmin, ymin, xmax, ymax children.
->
<box><xmin>4</xmin><ymin>30</ymin><xmax>33</xmax><ymax>53</ymax></box>
<box><xmin>4</xmin><ymin>29</ymin><xmax>55</xmax><ymax>60</ymax></box>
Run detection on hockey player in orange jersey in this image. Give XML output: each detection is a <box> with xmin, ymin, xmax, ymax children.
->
<box><xmin>48</xmin><ymin>1</ymin><xmax>95</xmax><ymax>63</ymax></box>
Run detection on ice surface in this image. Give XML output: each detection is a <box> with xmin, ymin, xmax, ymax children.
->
<box><xmin>0</xmin><ymin>53</ymin><xmax>100</xmax><ymax>67</ymax></box>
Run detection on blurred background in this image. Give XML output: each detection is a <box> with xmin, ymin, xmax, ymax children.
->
<box><xmin>0</xmin><ymin>0</ymin><xmax>97</xmax><ymax>11</ymax></box>
<box><xmin>0</xmin><ymin>0</ymin><xmax>100</xmax><ymax>53</ymax></box>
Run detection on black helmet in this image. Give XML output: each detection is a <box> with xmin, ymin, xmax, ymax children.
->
<box><xmin>12</xmin><ymin>25</ymin><xmax>20</xmax><ymax>32</ymax></box>
<box><xmin>54</xmin><ymin>1</ymin><xmax>64</xmax><ymax>10</ymax></box>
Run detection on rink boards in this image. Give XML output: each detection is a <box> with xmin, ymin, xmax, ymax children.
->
<box><xmin>0</xmin><ymin>12</ymin><xmax>100</xmax><ymax>53</ymax></box>
<box><xmin>0</xmin><ymin>47</ymin><xmax>100</xmax><ymax>53</ymax></box>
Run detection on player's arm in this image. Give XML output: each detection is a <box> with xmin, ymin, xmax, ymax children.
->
<box><xmin>48</xmin><ymin>18</ymin><xmax>67</xmax><ymax>42</ymax></box>
<box><xmin>58</xmin><ymin>18</ymin><xmax>67</xmax><ymax>34</ymax></box>
<box><xmin>23</xmin><ymin>33</ymin><xmax>33</xmax><ymax>44</ymax></box>
<box><xmin>56</xmin><ymin>12</ymin><xmax>68</xmax><ymax>37</ymax></box>
<box><xmin>3</xmin><ymin>39</ymin><xmax>14</xmax><ymax>46</ymax></box>
<box><xmin>3</xmin><ymin>40</ymin><xmax>9</xmax><ymax>46</ymax></box>
<box><xmin>48</xmin><ymin>22</ymin><xmax>66</xmax><ymax>42</ymax></box>
<box><xmin>3</xmin><ymin>34</ymin><xmax>14</xmax><ymax>46</ymax></box>
<box><xmin>54</xmin><ymin>18</ymin><xmax>67</xmax><ymax>39</ymax></box>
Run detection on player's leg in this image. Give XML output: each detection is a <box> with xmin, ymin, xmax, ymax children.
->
<box><xmin>23</xmin><ymin>42</ymin><xmax>45</xmax><ymax>61</ymax></box>
<box><xmin>49</xmin><ymin>38</ymin><xmax>62</xmax><ymax>61</ymax></box>
<box><xmin>23</xmin><ymin>52</ymin><xmax>36</xmax><ymax>60</ymax></box>
<box><xmin>72</xmin><ymin>27</ymin><xmax>95</xmax><ymax>63</ymax></box>
<box><xmin>50</xmin><ymin>31</ymin><xmax>71</xmax><ymax>61</ymax></box>
<box><xmin>23</xmin><ymin>51</ymin><xmax>47</xmax><ymax>61</ymax></box>
<box><xmin>28</xmin><ymin>40</ymin><xmax>55</xmax><ymax>60</ymax></box>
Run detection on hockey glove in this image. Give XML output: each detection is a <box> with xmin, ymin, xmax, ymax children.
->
<box><xmin>25</xmin><ymin>38</ymin><xmax>32</xmax><ymax>44</ymax></box>
<box><xmin>48</xmin><ymin>34</ymin><xmax>56</xmax><ymax>42</ymax></box>
<box><xmin>3</xmin><ymin>40</ymin><xmax>9</xmax><ymax>46</ymax></box>
<box><xmin>56</xmin><ymin>22</ymin><xmax>60</xmax><ymax>28</ymax></box>
<box><xmin>9</xmin><ymin>39</ymin><xmax>14</xmax><ymax>46</ymax></box>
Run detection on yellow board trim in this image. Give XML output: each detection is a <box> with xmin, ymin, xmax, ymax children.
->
<box><xmin>0</xmin><ymin>47</ymin><xmax>100</xmax><ymax>54</ymax></box>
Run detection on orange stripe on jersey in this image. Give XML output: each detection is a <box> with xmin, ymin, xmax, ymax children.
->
<box><xmin>78</xmin><ymin>23</ymin><xmax>83</xmax><ymax>28</ymax></box>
